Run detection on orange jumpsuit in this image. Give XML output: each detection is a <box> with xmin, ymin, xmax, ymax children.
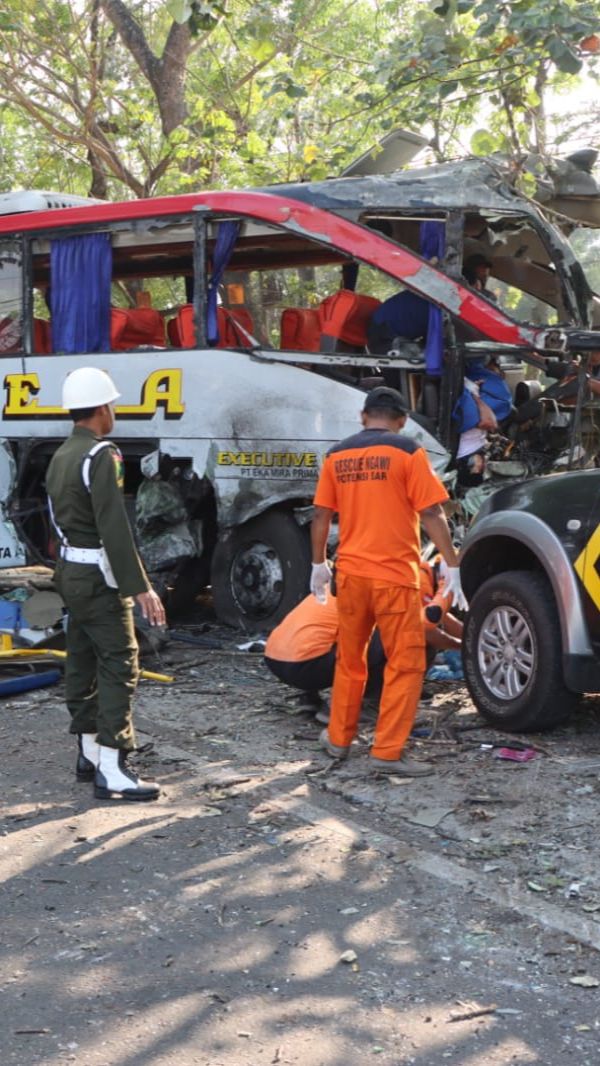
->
<box><xmin>314</xmin><ymin>427</ymin><xmax>448</xmax><ymax>760</ymax></box>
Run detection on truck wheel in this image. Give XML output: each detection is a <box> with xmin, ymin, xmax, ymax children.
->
<box><xmin>463</xmin><ymin>570</ymin><xmax>579</xmax><ymax>732</ymax></box>
<box><xmin>210</xmin><ymin>511</ymin><xmax>311</xmax><ymax>630</ymax></box>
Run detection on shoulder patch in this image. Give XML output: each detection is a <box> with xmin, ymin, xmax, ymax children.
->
<box><xmin>111</xmin><ymin>446</ymin><xmax>124</xmax><ymax>490</ymax></box>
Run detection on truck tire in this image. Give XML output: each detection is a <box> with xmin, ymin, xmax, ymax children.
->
<box><xmin>210</xmin><ymin>510</ymin><xmax>311</xmax><ymax>630</ymax></box>
<box><xmin>463</xmin><ymin>570</ymin><xmax>579</xmax><ymax>732</ymax></box>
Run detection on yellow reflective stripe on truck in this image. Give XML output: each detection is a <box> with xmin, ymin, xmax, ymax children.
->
<box><xmin>574</xmin><ymin>523</ymin><xmax>600</xmax><ymax>612</ymax></box>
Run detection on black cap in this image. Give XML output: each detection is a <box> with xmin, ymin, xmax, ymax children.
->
<box><xmin>363</xmin><ymin>386</ymin><xmax>408</xmax><ymax>415</ymax></box>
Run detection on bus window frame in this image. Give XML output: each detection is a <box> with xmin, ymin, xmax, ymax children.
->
<box><xmin>0</xmin><ymin>188</ymin><xmax>550</xmax><ymax>355</ymax></box>
<box><xmin>22</xmin><ymin>234</ymin><xmax>33</xmax><ymax>358</ymax></box>
<box><xmin>20</xmin><ymin>211</ymin><xmax>207</xmax><ymax>357</ymax></box>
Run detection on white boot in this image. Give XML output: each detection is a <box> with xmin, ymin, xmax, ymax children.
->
<box><xmin>94</xmin><ymin>745</ymin><xmax>160</xmax><ymax>801</ymax></box>
<box><xmin>76</xmin><ymin>733</ymin><xmax>100</xmax><ymax>782</ymax></box>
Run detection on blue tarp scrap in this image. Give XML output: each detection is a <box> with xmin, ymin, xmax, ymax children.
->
<box><xmin>0</xmin><ymin>599</ymin><xmax>22</xmax><ymax>632</ymax></box>
<box><xmin>426</xmin><ymin>649</ymin><xmax>464</xmax><ymax>681</ymax></box>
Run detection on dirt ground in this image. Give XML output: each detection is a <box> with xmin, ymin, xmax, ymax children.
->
<box><xmin>3</xmin><ymin>615</ymin><xmax>600</xmax><ymax>1065</ymax></box>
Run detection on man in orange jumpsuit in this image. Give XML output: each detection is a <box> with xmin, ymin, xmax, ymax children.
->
<box><xmin>310</xmin><ymin>386</ymin><xmax>467</xmax><ymax>776</ymax></box>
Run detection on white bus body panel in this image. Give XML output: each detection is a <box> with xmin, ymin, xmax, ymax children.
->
<box><xmin>0</xmin><ymin>348</ymin><xmax>449</xmax><ymax>568</ymax></box>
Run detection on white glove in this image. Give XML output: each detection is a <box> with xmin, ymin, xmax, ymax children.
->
<box><xmin>444</xmin><ymin>566</ymin><xmax>468</xmax><ymax>612</ymax></box>
<box><xmin>310</xmin><ymin>561</ymin><xmax>332</xmax><ymax>603</ymax></box>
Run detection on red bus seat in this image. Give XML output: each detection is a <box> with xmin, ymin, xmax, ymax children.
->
<box><xmin>111</xmin><ymin>307</ymin><xmax>165</xmax><ymax>350</ymax></box>
<box><xmin>167</xmin><ymin>305</ymin><xmax>255</xmax><ymax>348</ymax></box>
<box><xmin>280</xmin><ymin>307</ymin><xmax>321</xmax><ymax>351</ymax></box>
<box><xmin>33</xmin><ymin>318</ymin><xmax>52</xmax><ymax>354</ymax></box>
<box><xmin>167</xmin><ymin>307</ymin><xmax>189</xmax><ymax>347</ymax></box>
<box><xmin>319</xmin><ymin>290</ymin><xmax>381</xmax><ymax>350</ymax></box>
<box><xmin>217</xmin><ymin>306</ymin><xmax>254</xmax><ymax>347</ymax></box>
<box><xmin>110</xmin><ymin>308</ymin><xmax>128</xmax><ymax>350</ymax></box>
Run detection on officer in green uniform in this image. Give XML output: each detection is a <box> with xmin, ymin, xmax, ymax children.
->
<box><xmin>46</xmin><ymin>367</ymin><xmax>165</xmax><ymax>801</ymax></box>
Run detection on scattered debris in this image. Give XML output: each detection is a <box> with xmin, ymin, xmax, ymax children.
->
<box><xmin>0</xmin><ymin>670</ymin><xmax>61</xmax><ymax>697</ymax></box>
<box><xmin>448</xmin><ymin>1004</ymin><xmax>497</xmax><ymax>1023</ymax></box>
<box><xmin>493</xmin><ymin>747</ymin><xmax>537</xmax><ymax>763</ymax></box>
<box><xmin>168</xmin><ymin>630</ymin><xmax>223</xmax><ymax>650</ymax></box>
<box><xmin>339</xmin><ymin>949</ymin><xmax>358</xmax><ymax>964</ymax></box>
<box><xmin>236</xmin><ymin>638</ymin><xmax>266</xmax><ymax>652</ymax></box>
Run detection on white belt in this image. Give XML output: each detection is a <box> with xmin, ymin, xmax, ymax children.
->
<box><xmin>61</xmin><ymin>545</ymin><xmax>103</xmax><ymax>564</ymax></box>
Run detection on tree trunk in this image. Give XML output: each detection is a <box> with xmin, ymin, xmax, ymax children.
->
<box><xmin>99</xmin><ymin>0</ymin><xmax>192</xmax><ymax>136</ymax></box>
<box><xmin>87</xmin><ymin>149</ymin><xmax>109</xmax><ymax>199</ymax></box>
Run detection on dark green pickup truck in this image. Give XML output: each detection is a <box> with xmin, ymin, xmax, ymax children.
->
<box><xmin>460</xmin><ymin>470</ymin><xmax>600</xmax><ymax>731</ymax></box>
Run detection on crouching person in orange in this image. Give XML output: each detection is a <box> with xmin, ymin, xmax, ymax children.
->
<box><xmin>311</xmin><ymin>386</ymin><xmax>467</xmax><ymax>777</ymax></box>
<box><xmin>264</xmin><ymin>593</ymin><xmax>385</xmax><ymax>719</ymax></box>
<box><xmin>264</xmin><ymin>593</ymin><xmax>338</xmax><ymax>716</ymax></box>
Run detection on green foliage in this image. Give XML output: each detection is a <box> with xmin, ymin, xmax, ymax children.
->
<box><xmin>367</xmin><ymin>0</ymin><xmax>600</xmax><ymax>159</ymax></box>
<box><xmin>166</xmin><ymin>0</ymin><xmax>227</xmax><ymax>33</ymax></box>
<box><xmin>470</xmin><ymin>129</ymin><xmax>498</xmax><ymax>155</ymax></box>
<box><xmin>0</xmin><ymin>0</ymin><xmax>598</xmax><ymax>200</ymax></box>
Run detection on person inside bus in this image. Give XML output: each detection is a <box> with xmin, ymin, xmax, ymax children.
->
<box><xmin>462</xmin><ymin>253</ymin><xmax>493</xmax><ymax>293</ymax></box>
<box><xmin>366</xmin><ymin>290</ymin><xmax>430</xmax><ymax>355</ymax></box>
<box><xmin>366</xmin><ymin>251</ymin><xmax>495</xmax><ymax>358</ymax></box>
<box><xmin>453</xmin><ymin>355</ymin><xmax>512</xmax><ymax>487</ymax></box>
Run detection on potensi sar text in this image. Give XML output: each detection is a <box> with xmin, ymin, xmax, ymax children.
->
<box><xmin>334</xmin><ymin>454</ymin><xmax>390</xmax><ymax>482</ymax></box>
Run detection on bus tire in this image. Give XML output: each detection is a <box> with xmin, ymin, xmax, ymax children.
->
<box><xmin>210</xmin><ymin>510</ymin><xmax>311</xmax><ymax>630</ymax></box>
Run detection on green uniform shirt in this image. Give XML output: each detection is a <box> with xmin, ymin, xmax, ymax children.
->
<box><xmin>46</xmin><ymin>425</ymin><xmax>150</xmax><ymax>598</ymax></box>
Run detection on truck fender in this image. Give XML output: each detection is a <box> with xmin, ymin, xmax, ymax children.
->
<box><xmin>460</xmin><ymin>510</ymin><xmax>592</xmax><ymax>658</ymax></box>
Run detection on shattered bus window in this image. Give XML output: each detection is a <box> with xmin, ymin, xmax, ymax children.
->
<box><xmin>0</xmin><ymin>240</ymin><xmax>22</xmax><ymax>354</ymax></box>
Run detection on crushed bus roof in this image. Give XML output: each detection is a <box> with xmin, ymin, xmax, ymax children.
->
<box><xmin>269</xmin><ymin>159</ymin><xmax>525</xmax><ymax>215</ymax></box>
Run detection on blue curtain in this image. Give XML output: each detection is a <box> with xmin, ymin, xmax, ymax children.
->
<box><xmin>50</xmin><ymin>234</ymin><xmax>111</xmax><ymax>354</ymax></box>
<box><xmin>420</xmin><ymin>221</ymin><xmax>445</xmax><ymax>377</ymax></box>
<box><xmin>207</xmin><ymin>221</ymin><xmax>241</xmax><ymax>345</ymax></box>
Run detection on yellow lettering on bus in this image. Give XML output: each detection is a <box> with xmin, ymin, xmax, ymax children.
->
<box><xmin>215</xmin><ymin>449</ymin><xmax>319</xmax><ymax>468</ymax></box>
<box><xmin>3</xmin><ymin>368</ymin><xmax>185</xmax><ymax>420</ymax></box>
<box><xmin>4</xmin><ymin>373</ymin><xmax>63</xmax><ymax>417</ymax></box>
<box><xmin>118</xmin><ymin>369</ymin><xmax>185</xmax><ymax>418</ymax></box>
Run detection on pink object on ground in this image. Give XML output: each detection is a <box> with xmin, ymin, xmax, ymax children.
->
<box><xmin>493</xmin><ymin>747</ymin><xmax>536</xmax><ymax>762</ymax></box>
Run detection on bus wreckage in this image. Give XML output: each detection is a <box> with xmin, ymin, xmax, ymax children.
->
<box><xmin>0</xmin><ymin>142</ymin><xmax>600</xmax><ymax>628</ymax></box>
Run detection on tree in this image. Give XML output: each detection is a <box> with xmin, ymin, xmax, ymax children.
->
<box><xmin>0</xmin><ymin>0</ymin><xmax>414</xmax><ymax>197</ymax></box>
<box><xmin>362</xmin><ymin>0</ymin><xmax>600</xmax><ymax>161</ymax></box>
<box><xmin>0</xmin><ymin>0</ymin><xmax>598</xmax><ymax>200</ymax></box>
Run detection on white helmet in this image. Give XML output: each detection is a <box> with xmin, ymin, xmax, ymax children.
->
<box><xmin>62</xmin><ymin>368</ymin><xmax>121</xmax><ymax>410</ymax></box>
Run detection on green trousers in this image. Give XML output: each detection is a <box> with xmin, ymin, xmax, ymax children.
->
<box><xmin>55</xmin><ymin>562</ymin><xmax>139</xmax><ymax>750</ymax></box>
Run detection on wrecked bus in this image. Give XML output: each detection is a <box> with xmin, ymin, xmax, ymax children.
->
<box><xmin>0</xmin><ymin>154</ymin><xmax>598</xmax><ymax>628</ymax></box>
